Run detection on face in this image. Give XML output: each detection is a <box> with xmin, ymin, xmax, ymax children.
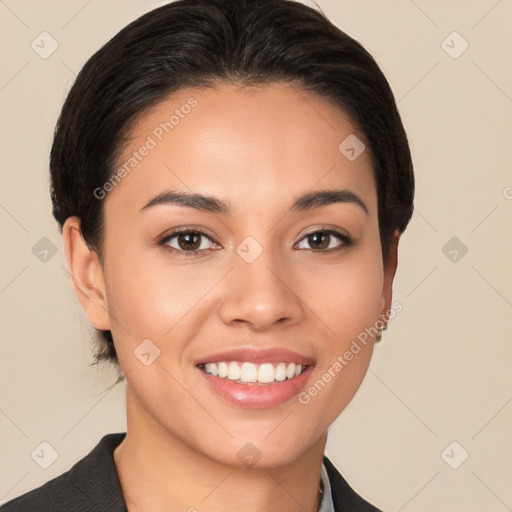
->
<box><xmin>72</xmin><ymin>82</ymin><xmax>397</xmax><ymax>468</ymax></box>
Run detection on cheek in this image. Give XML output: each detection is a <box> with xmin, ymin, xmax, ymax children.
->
<box><xmin>102</xmin><ymin>240</ymin><xmax>229</xmax><ymax>368</ymax></box>
<box><xmin>103</xmin><ymin>241</ymin><xmax>191</xmax><ymax>329</ymax></box>
<box><xmin>298</xmin><ymin>343</ymin><xmax>374</xmax><ymax>431</ymax></box>
<box><xmin>295</xmin><ymin>245</ymin><xmax>383</xmax><ymax>415</ymax></box>
<box><xmin>302</xmin><ymin>247</ymin><xmax>384</xmax><ymax>343</ymax></box>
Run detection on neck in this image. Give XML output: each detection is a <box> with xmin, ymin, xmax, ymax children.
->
<box><xmin>114</xmin><ymin>386</ymin><xmax>327</xmax><ymax>512</ymax></box>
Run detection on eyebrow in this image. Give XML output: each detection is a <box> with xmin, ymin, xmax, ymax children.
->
<box><xmin>140</xmin><ymin>188</ymin><xmax>368</xmax><ymax>215</ymax></box>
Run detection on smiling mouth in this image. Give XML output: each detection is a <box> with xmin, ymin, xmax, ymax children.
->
<box><xmin>197</xmin><ymin>361</ymin><xmax>309</xmax><ymax>384</ymax></box>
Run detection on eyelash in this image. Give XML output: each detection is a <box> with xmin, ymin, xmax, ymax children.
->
<box><xmin>157</xmin><ymin>226</ymin><xmax>353</xmax><ymax>258</ymax></box>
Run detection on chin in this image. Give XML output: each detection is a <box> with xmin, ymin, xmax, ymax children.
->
<box><xmin>199</xmin><ymin>431</ymin><xmax>319</xmax><ymax>470</ymax></box>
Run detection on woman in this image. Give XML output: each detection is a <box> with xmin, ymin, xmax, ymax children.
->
<box><xmin>1</xmin><ymin>0</ymin><xmax>413</xmax><ymax>510</ymax></box>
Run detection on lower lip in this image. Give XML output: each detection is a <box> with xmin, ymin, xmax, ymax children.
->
<box><xmin>197</xmin><ymin>365</ymin><xmax>314</xmax><ymax>409</ymax></box>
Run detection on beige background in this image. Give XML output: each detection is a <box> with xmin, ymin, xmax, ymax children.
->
<box><xmin>1</xmin><ymin>0</ymin><xmax>511</xmax><ymax>510</ymax></box>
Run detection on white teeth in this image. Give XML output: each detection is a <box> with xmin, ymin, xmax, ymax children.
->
<box><xmin>202</xmin><ymin>361</ymin><xmax>306</xmax><ymax>383</ymax></box>
<box><xmin>240</xmin><ymin>362</ymin><xmax>257</xmax><ymax>383</ymax></box>
<box><xmin>257</xmin><ymin>363</ymin><xmax>275</xmax><ymax>383</ymax></box>
<box><xmin>274</xmin><ymin>362</ymin><xmax>287</xmax><ymax>381</ymax></box>
<box><xmin>218</xmin><ymin>361</ymin><xmax>228</xmax><ymax>378</ymax></box>
<box><xmin>204</xmin><ymin>363</ymin><xmax>219</xmax><ymax>376</ymax></box>
<box><xmin>228</xmin><ymin>361</ymin><xmax>241</xmax><ymax>380</ymax></box>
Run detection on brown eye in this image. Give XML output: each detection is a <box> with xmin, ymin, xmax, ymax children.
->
<box><xmin>176</xmin><ymin>232</ymin><xmax>202</xmax><ymax>251</ymax></box>
<box><xmin>307</xmin><ymin>232</ymin><xmax>330</xmax><ymax>250</ymax></box>
<box><xmin>296</xmin><ymin>229</ymin><xmax>352</xmax><ymax>252</ymax></box>
<box><xmin>159</xmin><ymin>229</ymin><xmax>219</xmax><ymax>256</ymax></box>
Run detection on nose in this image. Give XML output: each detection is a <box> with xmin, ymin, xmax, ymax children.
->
<box><xmin>218</xmin><ymin>247</ymin><xmax>305</xmax><ymax>331</ymax></box>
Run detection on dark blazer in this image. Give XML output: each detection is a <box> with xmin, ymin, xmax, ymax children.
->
<box><xmin>0</xmin><ymin>433</ymin><xmax>382</xmax><ymax>511</ymax></box>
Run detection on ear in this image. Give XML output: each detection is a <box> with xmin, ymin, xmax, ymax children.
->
<box><xmin>379</xmin><ymin>229</ymin><xmax>400</xmax><ymax>322</ymax></box>
<box><xmin>62</xmin><ymin>216</ymin><xmax>111</xmax><ymax>331</ymax></box>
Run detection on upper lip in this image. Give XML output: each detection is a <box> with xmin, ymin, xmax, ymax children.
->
<box><xmin>194</xmin><ymin>347</ymin><xmax>315</xmax><ymax>366</ymax></box>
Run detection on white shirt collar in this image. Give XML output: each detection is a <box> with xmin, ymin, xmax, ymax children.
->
<box><xmin>318</xmin><ymin>462</ymin><xmax>335</xmax><ymax>511</ymax></box>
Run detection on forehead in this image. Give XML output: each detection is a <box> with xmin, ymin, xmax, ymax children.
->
<box><xmin>107</xmin><ymin>81</ymin><xmax>376</xmax><ymax>216</ymax></box>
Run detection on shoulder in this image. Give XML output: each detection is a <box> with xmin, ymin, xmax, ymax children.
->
<box><xmin>323</xmin><ymin>455</ymin><xmax>383</xmax><ymax>511</ymax></box>
<box><xmin>0</xmin><ymin>433</ymin><xmax>128</xmax><ymax>512</ymax></box>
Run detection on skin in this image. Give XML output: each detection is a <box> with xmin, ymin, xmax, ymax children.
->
<box><xmin>63</xmin><ymin>82</ymin><xmax>399</xmax><ymax>512</ymax></box>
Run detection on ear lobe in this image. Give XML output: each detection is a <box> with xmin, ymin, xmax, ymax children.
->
<box><xmin>62</xmin><ymin>216</ymin><xmax>111</xmax><ymax>331</ymax></box>
<box><xmin>380</xmin><ymin>229</ymin><xmax>400</xmax><ymax>317</ymax></box>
